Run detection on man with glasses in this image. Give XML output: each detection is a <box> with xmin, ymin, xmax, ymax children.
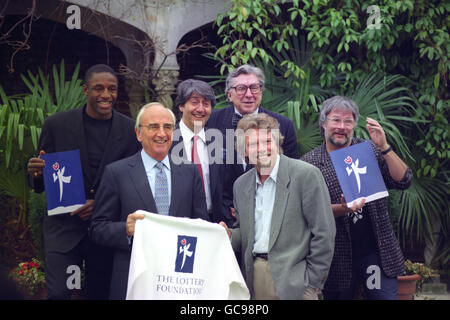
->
<box><xmin>301</xmin><ymin>96</ymin><xmax>412</xmax><ymax>300</ymax></box>
<box><xmin>90</xmin><ymin>102</ymin><xmax>208</xmax><ymax>300</ymax></box>
<box><xmin>206</xmin><ymin>64</ymin><xmax>299</xmax><ymax>222</ymax></box>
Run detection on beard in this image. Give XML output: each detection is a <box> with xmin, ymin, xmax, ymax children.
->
<box><xmin>327</xmin><ymin>131</ymin><xmax>352</xmax><ymax>147</ymax></box>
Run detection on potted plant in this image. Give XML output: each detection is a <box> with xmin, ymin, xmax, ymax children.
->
<box><xmin>9</xmin><ymin>258</ymin><xmax>46</xmax><ymax>299</ymax></box>
<box><xmin>397</xmin><ymin>260</ymin><xmax>438</xmax><ymax>300</ymax></box>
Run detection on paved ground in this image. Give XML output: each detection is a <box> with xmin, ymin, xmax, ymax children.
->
<box><xmin>415</xmin><ymin>293</ymin><xmax>450</xmax><ymax>300</ymax></box>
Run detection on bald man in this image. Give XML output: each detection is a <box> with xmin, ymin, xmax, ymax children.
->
<box><xmin>90</xmin><ymin>103</ymin><xmax>208</xmax><ymax>299</ymax></box>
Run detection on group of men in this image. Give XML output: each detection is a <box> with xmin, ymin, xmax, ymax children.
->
<box><xmin>27</xmin><ymin>63</ymin><xmax>412</xmax><ymax>300</ymax></box>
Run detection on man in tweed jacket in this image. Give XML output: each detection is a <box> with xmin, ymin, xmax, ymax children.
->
<box><xmin>301</xmin><ymin>96</ymin><xmax>412</xmax><ymax>300</ymax></box>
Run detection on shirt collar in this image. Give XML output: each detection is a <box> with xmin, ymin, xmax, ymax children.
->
<box><xmin>255</xmin><ymin>154</ymin><xmax>280</xmax><ymax>186</ymax></box>
<box><xmin>180</xmin><ymin>119</ymin><xmax>206</xmax><ymax>144</ymax></box>
<box><xmin>233</xmin><ymin>106</ymin><xmax>259</xmax><ymax>117</ymax></box>
<box><xmin>141</xmin><ymin>149</ymin><xmax>171</xmax><ymax>171</ymax></box>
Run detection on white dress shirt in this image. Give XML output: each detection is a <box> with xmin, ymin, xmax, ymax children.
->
<box><xmin>252</xmin><ymin>154</ymin><xmax>280</xmax><ymax>254</ymax></box>
<box><xmin>179</xmin><ymin>120</ymin><xmax>212</xmax><ymax>212</ymax></box>
<box><xmin>140</xmin><ymin>149</ymin><xmax>172</xmax><ymax>203</ymax></box>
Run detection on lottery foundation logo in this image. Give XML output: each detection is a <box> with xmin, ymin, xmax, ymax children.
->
<box><xmin>344</xmin><ymin>156</ymin><xmax>367</xmax><ymax>193</ymax></box>
<box><xmin>175</xmin><ymin>235</ymin><xmax>197</xmax><ymax>273</ymax></box>
<box><xmin>52</xmin><ymin>162</ymin><xmax>72</xmax><ymax>202</ymax></box>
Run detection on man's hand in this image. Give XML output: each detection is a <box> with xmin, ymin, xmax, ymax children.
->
<box><xmin>366</xmin><ymin>117</ymin><xmax>389</xmax><ymax>151</ymax></box>
<box><xmin>341</xmin><ymin>194</ymin><xmax>365</xmax><ymax>213</ymax></box>
<box><xmin>126</xmin><ymin>212</ymin><xmax>145</xmax><ymax>236</ymax></box>
<box><xmin>70</xmin><ymin>199</ymin><xmax>95</xmax><ymax>221</ymax></box>
<box><xmin>27</xmin><ymin>150</ymin><xmax>46</xmax><ymax>178</ymax></box>
<box><xmin>219</xmin><ymin>221</ymin><xmax>231</xmax><ymax>239</ymax></box>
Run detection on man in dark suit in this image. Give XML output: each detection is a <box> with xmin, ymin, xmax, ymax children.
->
<box><xmin>26</xmin><ymin>64</ymin><xmax>141</xmax><ymax>299</ymax></box>
<box><xmin>206</xmin><ymin>64</ymin><xmax>299</xmax><ymax>221</ymax></box>
<box><xmin>170</xmin><ymin>79</ymin><xmax>233</xmax><ymax>226</ymax></box>
<box><xmin>90</xmin><ymin>103</ymin><xmax>208</xmax><ymax>300</ymax></box>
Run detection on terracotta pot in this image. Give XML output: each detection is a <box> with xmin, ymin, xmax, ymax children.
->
<box><xmin>397</xmin><ymin>274</ymin><xmax>421</xmax><ymax>300</ymax></box>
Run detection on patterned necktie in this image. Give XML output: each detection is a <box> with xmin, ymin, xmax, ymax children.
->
<box><xmin>191</xmin><ymin>135</ymin><xmax>205</xmax><ymax>192</ymax></box>
<box><xmin>231</xmin><ymin>112</ymin><xmax>243</xmax><ymax>129</ymax></box>
<box><xmin>154</xmin><ymin>162</ymin><xmax>169</xmax><ymax>215</ymax></box>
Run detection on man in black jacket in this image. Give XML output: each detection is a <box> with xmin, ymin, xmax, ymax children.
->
<box><xmin>206</xmin><ymin>64</ymin><xmax>299</xmax><ymax>223</ymax></box>
<box><xmin>27</xmin><ymin>64</ymin><xmax>141</xmax><ymax>299</ymax></box>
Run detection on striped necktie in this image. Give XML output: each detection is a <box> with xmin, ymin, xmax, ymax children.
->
<box><xmin>154</xmin><ymin>162</ymin><xmax>169</xmax><ymax>215</ymax></box>
<box><xmin>232</xmin><ymin>113</ymin><xmax>243</xmax><ymax>129</ymax></box>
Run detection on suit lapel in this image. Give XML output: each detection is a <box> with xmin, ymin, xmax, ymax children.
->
<box><xmin>206</xmin><ymin>134</ymin><xmax>221</xmax><ymax>194</ymax></box>
<box><xmin>268</xmin><ymin>155</ymin><xmax>290</xmax><ymax>252</ymax></box>
<box><xmin>69</xmin><ymin>108</ymin><xmax>91</xmax><ymax>186</ymax></box>
<box><xmin>171</xmin><ymin>125</ymin><xmax>188</xmax><ymax>161</ymax></box>
<box><xmin>242</xmin><ymin>170</ymin><xmax>256</xmax><ymax>252</ymax></box>
<box><xmin>127</xmin><ymin>152</ymin><xmax>157</xmax><ymax>213</ymax></box>
<box><xmin>223</xmin><ymin>106</ymin><xmax>234</xmax><ymax>130</ymax></box>
<box><xmin>169</xmin><ymin>159</ymin><xmax>183</xmax><ymax>217</ymax></box>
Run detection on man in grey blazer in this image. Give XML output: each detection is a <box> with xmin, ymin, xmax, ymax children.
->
<box><xmin>220</xmin><ymin>113</ymin><xmax>335</xmax><ymax>300</ymax></box>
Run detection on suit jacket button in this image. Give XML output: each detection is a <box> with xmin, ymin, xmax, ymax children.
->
<box><xmin>90</xmin><ymin>189</ymin><xmax>95</xmax><ymax>194</ymax></box>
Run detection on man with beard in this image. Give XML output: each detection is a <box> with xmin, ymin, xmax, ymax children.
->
<box><xmin>301</xmin><ymin>96</ymin><xmax>412</xmax><ymax>300</ymax></box>
<box><xmin>220</xmin><ymin>113</ymin><xmax>335</xmax><ymax>300</ymax></box>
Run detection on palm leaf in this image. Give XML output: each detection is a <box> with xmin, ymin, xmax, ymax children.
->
<box><xmin>347</xmin><ymin>73</ymin><xmax>420</xmax><ymax>161</ymax></box>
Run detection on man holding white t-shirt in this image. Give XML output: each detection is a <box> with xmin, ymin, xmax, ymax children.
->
<box><xmin>90</xmin><ymin>103</ymin><xmax>208</xmax><ymax>300</ymax></box>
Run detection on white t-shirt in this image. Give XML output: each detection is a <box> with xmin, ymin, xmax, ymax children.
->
<box><xmin>126</xmin><ymin>211</ymin><xmax>249</xmax><ymax>300</ymax></box>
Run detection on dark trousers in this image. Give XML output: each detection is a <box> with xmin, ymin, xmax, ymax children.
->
<box><xmin>323</xmin><ymin>251</ymin><xmax>398</xmax><ymax>300</ymax></box>
<box><xmin>45</xmin><ymin>235</ymin><xmax>113</xmax><ymax>300</ymax></box>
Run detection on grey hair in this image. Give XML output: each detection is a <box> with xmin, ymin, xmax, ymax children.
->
<box><xmin>319</xmin><ymin>96</ymin><xmax>359</xmax><ymax>135</ymax></box>
<box><xmin>135</xmin><ymin>102</ymin><xmax>176</xmax><ymax>131</ymax></box>
<box><xmin>235</xmin><ymin>113</ymin><xmax>284</xmax><ymax>156</ymax></box>
<box><xmin>175</xmin><ymin>79</ymin><xmax>216</xmax><ymax>108</ymax></box>
<box><xmin>225</xmin><ymin>64</ymin><xmax>265</xmax><ymax>93</ymax></box>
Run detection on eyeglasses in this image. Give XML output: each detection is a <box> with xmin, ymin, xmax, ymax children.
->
<box><xmin>326</xmin><ymin>117</ymin><xmax>355</xmax><ymax>127</ymax></box>
<box><xmin>230</xmin><ymin>84</ymin><xmax>262</xmax><ymax>95</ymax></box>
<box><xmin>139</xmin><ymin>123</ymin><xmax>174</xmax><ymax>132</ymax></box>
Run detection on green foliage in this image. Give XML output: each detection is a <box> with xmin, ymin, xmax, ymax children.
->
<box><xmin>0</xmin><ymin>60</ymin><xmax>84</xmax><ymax>168</ymax></box>
<box><xmin>0</xmin><ymin>60</ymin><xmax>84</xmax><ymax>227</ymax></box>
<box><xmin>404</xmin><ymin>259</ymin><xmax>439</xmax><ymax>292</ymax></box>
<box><xmin>414</xmin><ymin>94</ymin><xmax>449</xmax><ymax>179</ymax></box>
<box><xmin>215</xmin><ymin>0</ymin><xmax>449</xmax><ymax>97</ymax></box>
<box><xmin>345</xmin><ymin>73</ymin><xmax>420</xmax><ymax>161</ymax></box>
<box><xmin>213</xmin><ymin>0</ymin><xmax>449</xmax><ymax>265</ymax></box>
<box><xmin>28</xmin><ymin>191</ymin><xmax>46</xmax><ymax>264</ymax></box>
<box><xmin>215</xmin><ymin>0</ymin><xmax>303</xmax><ymax>83</ymax></box>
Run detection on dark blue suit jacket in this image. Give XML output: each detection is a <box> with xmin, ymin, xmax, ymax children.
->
<box><xmin>170</xmin><ymin>125</ymin><xmax>234</xmax><ymax>226</ymax></box>
<box><xmin>206</xmin><ymin>105</ymin><xmax>299</xmax><ymax>217</ymax></box>
<box><xmin>89</xmin><ymin>151</ymin><xmax>208</xmax><ymax>300</ymax></box>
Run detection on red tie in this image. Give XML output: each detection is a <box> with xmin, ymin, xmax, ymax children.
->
<box><xmin>191</xmin><ymin>135</ymin><xmax>205</xmax><ymax>191</ymax></box>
